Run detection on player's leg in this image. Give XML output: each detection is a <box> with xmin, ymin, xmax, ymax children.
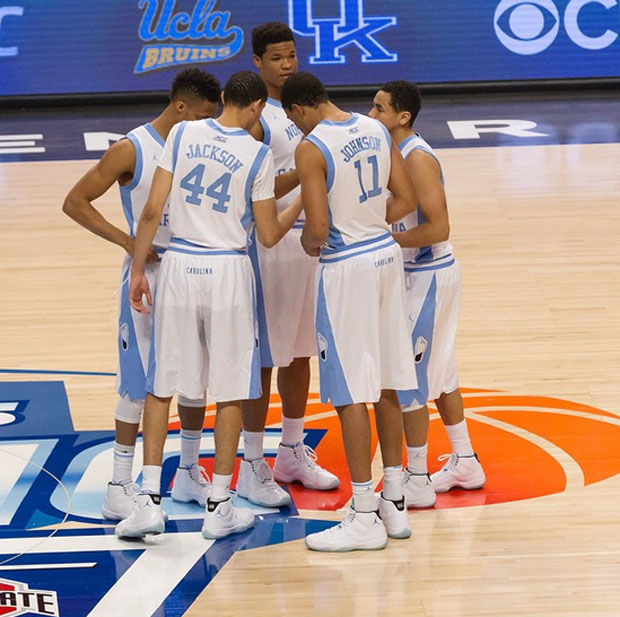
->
<box><xmin>431</xmin><ymin>389</ymin><xmax>486</xmax><ymax>491</ymax></box>
<box><xmin>115</xmin><ymin>393</ymin><xmax>171</xmax><ymax>538</ymax></box>
<box><xmin>202</xmin><ymin>400</ymin><xmax>254</xmax><ymax>539</ymax></box>
<box><xmin>238</xmin><ymin>367</ymin><xmax>291</xmax><ymax>507</ymax></box>
<box><xmin>305</xmin><ymin>402</ymin><xmax>387</xmax><ymax>552</ymax></box>
<box><xmin>426</xmin><ymin>262</ymin><xmax>485</xmax><ymax>491</ymax></box>
<box><xmin>171</xmin><ymin>397</ymin><xmax>210</xmax><ymax>507</ymax></box>
<box><xmin>375</xmin><ymin>390</ymin><xmax>412</xmax><ymax>539</ymax></box>
<box><xmin>273</xmin><ymin>356</ymin><xmax>340</xmax><ymax>490</ymax></box>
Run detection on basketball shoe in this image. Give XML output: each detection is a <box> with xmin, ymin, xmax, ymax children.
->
<box><xmin>115</xmin><ymin>493</ymin><xmax>165</xmax><ymax>538</ymax></box>
<box><xmin>201</xmin><ymin>497</ymin><xmax>255</xmax><ymax>539</ymax></box>
<box><xmin>402</xmin><ymin>469</ymin><xmax>437</xmax><ymax>508</ymax></box>
<box><xmin>378</xmin><ymin>494</ymin><xmax>412</xmax><ymax>539</ymax></box>
<box><xmin>431</xmin><ymin>453</ymin><xmax>486</xmax><ymax>492</ymax></box>
<box><xmin>274</xmin><ymin>443</ymin><xmax>340</xmax><ymax>490</ymax></box>
<box><xmin>171</xmin><ymin>463</ymin><xmax>211</xmax><ymax>507</ymax></box>
<box><xmin>305</xmin><ymin>509</ymin><xmax>388</xmax><ymax>552</ymax></box>
<box><xmin>102</xmin><ymin>481</ymin><xmax>138</xmax><ymax>520</ymax></box>
<box><xmin>236</xmin><ymin>458</ymin><xmax>291</xmax><ymax>507</ymax></box>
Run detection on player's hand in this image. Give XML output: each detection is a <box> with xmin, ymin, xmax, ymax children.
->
<box><xmin>300</xmin><ymin>229</ymin><xmax>320</xmax><ymax>257</ymax></box>
<box><xmin>129</xmin><ymin>273</ymin><xmax>152</xmax><ymax>314</ymax></box>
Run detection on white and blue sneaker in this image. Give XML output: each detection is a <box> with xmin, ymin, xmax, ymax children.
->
<box><xmin>431</xmin><ymin>453</ymin><xmax>486</xmax><ymax>492</ymax></box>
<box><xmin>102</xmin><ymin>481</ymin><xmax>138</xmax><ymax>520</ymax></box>
<box><xmin>201</xmin><ymin>497</ymin><xmax>254</xmax><ymax>539</ymax></box>
<box><xmin>378</xmin><ymin>494</ymin><xmax>411</xmax><ymax>539</ymax></box>
<box><xmin>305</xmin><ymin>509</ymin><xmax>388</xmax><ymax>552</ymax></box>
<box><xmin>402</xmin><ymin>469</ymin><xmax>437</xmax><ymax>508</ymax></box>
<box><xmin>171</xmin><ymin>463</ymin><xmax>211</xmax><ymax>507</ymax></box>
<box><xmin>236</xmin><ymin>458</ymin><xmax>291</xmax><ymax>508</ymax></box>
<box><xmin>115</xmin><ymin>493</ymin><xmax>165</xmax><ymax>539</ymax></box>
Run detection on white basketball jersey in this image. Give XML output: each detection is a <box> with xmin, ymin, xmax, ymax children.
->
<box><xmin>259</xmin><ymin>97</ymin><xmax>303</xmax><ymax>214</ymax></box>
<box><xmin>306</xmin><ymin>113</ymin><xmax>392</xmax><ymax>250</ymax></box>
<box><xmin>159</xmin><ymin>118</ymin><xmax>275</xmax><ymax>251</ymax></box>
<box><xmin>393</xmin><ymin>133</ymin><xmax>452</xmax><ymax>265</ymax></box>
<box><xmin>119</xmin><ymin>123</ymin><xmax>171</xmax><ymax>249</ymax></box>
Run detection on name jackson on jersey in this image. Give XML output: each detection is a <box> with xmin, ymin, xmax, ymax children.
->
<box><xmin>186</xmin><ymin>143</ymin><xmax>244</xmax><ymax>173</ymax></box>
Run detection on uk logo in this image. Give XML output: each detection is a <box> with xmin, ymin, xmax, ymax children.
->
<box><xmin>0</xmin><ymin>578</ymin><xmax>59</xmax><ymax>617</ymax></box>
<box><xmin>287</xmin><ymin>0</ymin><xmax>398</xmax><ymax>65</ymax></box>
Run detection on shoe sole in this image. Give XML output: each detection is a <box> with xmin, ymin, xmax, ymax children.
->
<box><xmin>386</xmin><ymin>528</ymin><xmax>412</xmax><ymax>539</ymax></box>
<box><xmin>405</xmin><ymin>496</ymin><xmax>437</xmax><ymax>509</ymax></box>
<box><xmin>235</xmin><ymin>488</ymin><xmax>291</xmax><ymax>508</ymax></box>
<box><xmin>171</xmin><ymin>494</ymin><xmax>206</xmax><ymax>508</ymax></box>
<box><xmin>201</xmin><ymin>520</ymin><xmax>254</xmax><ymax>540</ymax></box>
<box><xmin>305</xmin><ymin>540</ymin><xmax>388</xmax><ymax>552</ymax></box>
<box><xmin>101</xmin><ymin>506</ymin><xmax>129</xmax><ymax>521</ymax></box>
<box><xmin>273</xmin><ymin>472</ymin><xmax>340</xmax><ymax>491</ymax></box>
<box><xmin>433</xmin><ymin>478</ymin><xmax>486</xmax><ymax>493</ymax></box>
<box><xmin>116</xmin><ymin>525</ymin><xmax>165</xmax><ymax>539</ymax></box>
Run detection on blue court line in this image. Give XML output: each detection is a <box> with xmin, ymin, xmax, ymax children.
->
<box><xmin>0</xmin><ymin>369</ymin><xmax>115</xmax><ymax>377</ymax></box>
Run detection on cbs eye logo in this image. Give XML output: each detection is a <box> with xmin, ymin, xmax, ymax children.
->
<box><xmin>495</xmin><ymin>0</ymin><xmax>619</xmax><ymax>55</ymax></box>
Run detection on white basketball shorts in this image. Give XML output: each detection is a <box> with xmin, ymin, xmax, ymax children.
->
<box><xmin>248</xmin><ymin>225</ymin><xmax>317</xmax><ymax>368</ymax></box>
<box><xmin>315</xmin><ymin>235</ymin><xmax>417</xmax><ymax>407</ymax></box>
<box><xmin>146</xmin><ymin>244</ymin><xmax>261</xmax><ymax>403</ymax></box>
<box><xmin>397</xmin><ymin>256</ymin><xmax>461</xmax><ymax>410</ymax></box>
<box><xmin>116</xmin><ymin>254</ymin><xmax>162</xmax><ymax>400</ymax></box>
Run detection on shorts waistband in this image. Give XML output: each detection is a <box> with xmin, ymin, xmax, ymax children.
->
<box><xmin>168</xmin><ymin>237</ymin><xmax>247</xmax><ymax>256</ymax></box>
<box><xmin>320</xmin><ymin>233</ymin><xmax>396</xmax><ymax>263</ymax></box>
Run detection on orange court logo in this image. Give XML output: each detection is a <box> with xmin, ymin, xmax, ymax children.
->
<box><xmin>170</xmin><ymin>387</ymin><xmax>620</xmax><ymax>512</ymax></box>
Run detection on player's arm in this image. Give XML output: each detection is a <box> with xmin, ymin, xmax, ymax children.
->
<box><xmin>129</xmin><ymin>166</ymin><xmax>172</xmax><ymax>314</ymax></box>
<box><xmin>392</xmin><ymin>150</ymin><xmax>450</xmax><ymax>248</ymax></box>
<box><xmin>296</xmin><ymin>140</ymin><xmax>328</xmax><ymax>257</ymax></box>
<box><xmin>62</xmin><ymin>139</ymin><xmax>156</xmax><ymax>261</ymax></box>
<box><xmin>274</xmin><ymin>170</ymin><xmax>299</xmax><ymax>200</ymax></box>
<box><xmin>252</xmin><ymin>150</ymin><xmax>303</xmax><ymax>247</ymax></box>
<box><xmin>385</xmin><ymin>141</ymin><xmax>418</xmax><ymax>224</ymax></box>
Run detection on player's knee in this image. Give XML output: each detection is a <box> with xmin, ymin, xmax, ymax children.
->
<box><xmin>177</xmin><ymin>395</ymin><xmax>206</xmax><ymax>409</ymax></box>
<box><xmin>402</xmin><ymin>401</ymin><xmax>427</xmax><ymax>413</ymax></box>
<box><xmin>115</xmin><ymin>395</ymin><xmax>144</xmax><ymax>424</ymax></box>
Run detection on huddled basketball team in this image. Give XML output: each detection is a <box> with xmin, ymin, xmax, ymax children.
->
<box><xmin>63</xmin><ymin>22</ymin><xmax>485</xmax><ymax>552</ymax></box>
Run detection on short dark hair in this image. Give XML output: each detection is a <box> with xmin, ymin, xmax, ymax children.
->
<box><xmin>380</xmin><ymin>80</ymin><xmax>422</xmax><ymax>126</ymax></box>
<box><xmin>281</xmin><ymin>72</ymin><xmax>329</xmax><ymax>110</ymax></box>
<box><xmin>224</xmin><ymin>70</ymin><xmax>268</xmax><ymax>107</ymax></box>
<box><xmin>252</xmin><ymin>22</ymin><xmax>295</xmax><ymax>57</ymax></box>
<box><xmin>170</xmin><ymin>68</ymin><xmax>221</xmax><ymax>103</ymax></box>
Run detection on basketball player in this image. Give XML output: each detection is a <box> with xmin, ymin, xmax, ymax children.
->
<box><xmin>116</xmin><ymin>71</ymin><xmax>304</xmax><ymax>540</ymax></box>
<box><xmin>369</xmin><ymin>81</ymin><xmax>486</xmax><ymax>507</ymax></box>
<box><xmin>62</xmin><ymin>69</ymin><xmax>221</xmax><ymax>521</ymax></box>
<box><xmin>236</xmin><ymin>22</ymin><xmax>338</xmax><ymax>509</ymax></box>
<box><xmin>281</xmin><ymin>72</ymin><xmax>418</xmax><ymax>551</ymax></box>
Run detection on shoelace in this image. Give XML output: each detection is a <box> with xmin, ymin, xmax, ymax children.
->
<box><xmin>253</xmin><ymin>459</ymin><xmax>276</xmax><ymax>484</ymax></box>
<box><xmin>437</xmin><ymin>453</ymin><xmax>459</xmax><ymax>470</ymax></box>
<box><xmin>189</xmin><ymin>464</ymin><xmax>211</xmax><ymax>487</ymax></box>
<box><xmin>299</xmin><ymin>444</ymin><xmax>320</xmax><ymax>468</ymax></box>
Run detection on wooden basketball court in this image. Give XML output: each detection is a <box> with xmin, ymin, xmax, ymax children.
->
<box><xmin>1</xmin><ymin>97</ymin><xmax>619</xmax><ymax>616</ymax></box>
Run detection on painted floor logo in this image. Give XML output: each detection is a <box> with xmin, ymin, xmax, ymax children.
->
<box><xmin>0</xmin><ymin>578</ymin><xmax>58</xmax><ymax>617</ymax></box>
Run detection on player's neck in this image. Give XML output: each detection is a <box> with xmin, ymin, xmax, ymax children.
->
<box><xmin>393</xmin><ymin>126</ymin><xmax>415</xmax><ymax>146</ymax></box>
<box><xmin>217</xmin><ymin>107</ymin><xmax>250</xmax><ymax>132</ymax></box>
<box><xmin>320</xmin><ymin>102</ymin><xmax>350</xmax><ymax>123</ymax></box>
<box><xmin>266</xmin><ymin>83</ymin><xmax>281</xmax><ymax>102</ymax></box>
<box><xmin>150</xmin><ymin>109</ymin><xmax>176</xmax><ymax>141</ymax></box>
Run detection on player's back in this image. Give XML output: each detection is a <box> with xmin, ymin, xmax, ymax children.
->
<box><xmin>306</xmin><ymin>113</ymin><xmax>392</xmax><ymax>253</ymax></box>
<box><xmin>161</xmin><ymin>118</ymin><xmax>272</xmax><ymax>251</ymax></box>
<box><xmin>393</xmin><ymin>133</ymin><xmax>452</xmax><ymax>265</ymax></box>
<box><xmin>120</xmin><ymin>123</ymin><xmax>171</xmax><ymax>250</ymax></box>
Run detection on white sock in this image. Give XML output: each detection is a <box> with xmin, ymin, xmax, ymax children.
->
<box><xmin>382</xmin><ymin>466</ymin><xmax>403</xmax><ymax>501</ymax></box>
<box><xmin>351</xmin><ymin>480</ymin><xmax>376</xmax><ymax>512</ymax></box>
<box><xmin>211</xmin><ymin>473</ymin><xmax>232</xmax><ymax>502</ymax></box>
<box><xmin>180</xmin><ymin>428</ymin><xmax>202</xmax><ymax>468</ymax></box>
<box><xmin>142</xmin><ymin>465</ymin><xmax>162</xmax><ymax>495</ymax></box>
<box><xmin>445</xmin><ymin>419</ymin><xmax>474</xmax><ymax>456</ymax></box>
<box><xmin>281</xmin><ymin>416</ymin><xmax>305</xmax><ymax>446</ymax></box>
<box><xmin>112</xmin><ymin>442</ymin><xmax>135</xmax><ymax>484</ymax></box>
<box><xmin>243</xmin><ymin>430</ymin><xmax>264</xmax><ymax>461</ymax></box>
<box><xmin>406</xmin><ymin>444</ymin><xmax>428</xmax><ymax>475</ymax></box>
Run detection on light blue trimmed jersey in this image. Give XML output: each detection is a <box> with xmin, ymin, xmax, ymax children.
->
<box><xmin>393</xmin><ymin>133</ymin><xmax>452</xmax><ymax>267</ymax></box>
<box><xmin>119</xmin><ymin>123</ymin><xmax>171</xmax><ymax>250</ymax></box>
<box><xmin>259</xmin><ymin>97</ymin><xmax>303</xmax><ymax>217</ymax></box>
<box><xmin>305</xmin><ymin>113</ymin><xmax>392</xmax><ymax>254</ymax></box>
<box><xmin>159</xmin><ymin>118</ymin><xmax>275</xmax><ymax>251</ymax></box>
